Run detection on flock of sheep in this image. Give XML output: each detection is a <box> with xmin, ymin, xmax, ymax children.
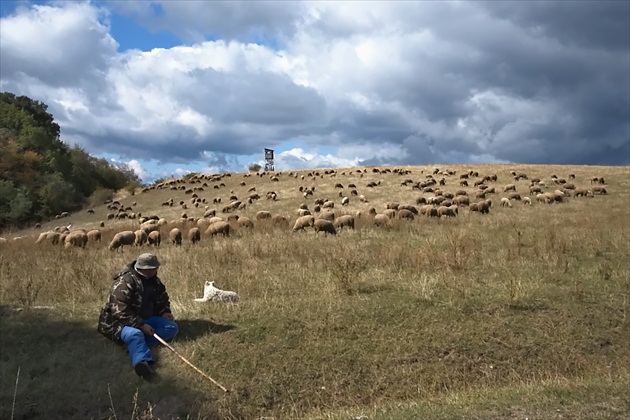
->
<box><xmin>0</xmin><ymin>167</ymin><xmax>611</xmax><ymax>248</ymax></box>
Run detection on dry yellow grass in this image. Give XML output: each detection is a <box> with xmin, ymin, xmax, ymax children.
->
<box><xmin>0</xmin><ymin>164</ymin><xmax>628</xmax><ymax>419</ymax></box>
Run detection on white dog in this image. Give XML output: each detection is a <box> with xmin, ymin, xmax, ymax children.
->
<box><xmin>194</xmin><ymin>281</ymin><xmax>240</xmax><ymax>302</ymax></box>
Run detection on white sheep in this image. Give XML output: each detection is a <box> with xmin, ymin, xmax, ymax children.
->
<box><xmin>194</xmin><ymin>281</ymin><xmax>240</xmax><ymax>302</ymax></box>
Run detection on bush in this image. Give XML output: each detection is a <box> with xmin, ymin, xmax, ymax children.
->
<box><xmin>88</xmin><ymin>188</ymin><xmax>115</xmax><ymax>207</ymax></box>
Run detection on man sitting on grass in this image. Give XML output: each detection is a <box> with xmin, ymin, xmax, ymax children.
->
<box><xmin>98</xmin><ymin>253</ymin><xmax>178</xmax><ymax>381</ymax></box>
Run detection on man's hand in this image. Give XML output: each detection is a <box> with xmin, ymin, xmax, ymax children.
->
<box><xmin>140</xmin><ymin>324</ymin><xmax>155</xmax><ymax>336</ymax></box>
<box><xmin>162</xmin><ymin>312</ymin><xmax>174</xmax><ymax>321</ymax></box>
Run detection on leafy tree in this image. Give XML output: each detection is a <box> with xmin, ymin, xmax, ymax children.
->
<box><xmin>69</xmin><ymin>146</ymin><xmax>98</xmax><ymax>197</ymax></box>
<box><xmin>7</xmin><ymin>190</ymin><xmax>33</xmax><ymax>225</ymax></box>
<box><xmin>0</xmin><ymin>180</ymin><xmax>32</xmax><ymax>229</ymax></box>
<box><xmin>0</xmin><ymin>138</ymin><xmax>40</xmax><ymax>184</ymax></box>
<box><xmin>0</xmin><ymin>92</ymin><xmax>147</xmax><ymax>229</ymax></box>
<box><xmin>249</xmin><ymin>163</ymin><xmax>262</xmax><ymax>172</ymax></box>
<box><xmin>92</xmin><ymin>158</ymin><xmax>132</xmax><ymax>191</ymax></box>
<box><xmin>0</xmin><ymin>92</ymin><xmax>60</xmax><ymax>140</ymax></box>
<box><xmin>36</xmin><ymin>173</ymin><xmax>79</xmax><ymax>216</ymax></box>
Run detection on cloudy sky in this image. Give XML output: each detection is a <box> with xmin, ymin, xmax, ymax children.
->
<box><xmin>1</xmin><ymin>1</ymin><xmax>628</xmax><ymax>182</ymax></box>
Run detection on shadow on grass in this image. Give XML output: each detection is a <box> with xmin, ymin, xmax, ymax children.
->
<box><xmin>508</xmin><ymin>300</ymin><xmax>549</xmax><ymax>312</ymax></box>
<box><xmin>174</xmin><ymin>318</ymin><xmax>236</xmax><ymax>342</ymax></box>
<box><xmin>0</xmin><ymin>309</ymin><xmax>223</xmax><ymax>419</ymax></box>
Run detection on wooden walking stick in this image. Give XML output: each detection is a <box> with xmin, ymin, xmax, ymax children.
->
<box><xmin>153</xmin><ymin>333</ymin><xmax>229</xmax><ymax>393</ymax></box>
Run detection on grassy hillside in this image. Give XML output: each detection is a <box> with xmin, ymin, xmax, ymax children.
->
<box><xmin>1</xmin><ymin>164</ymin><xmax>629</xmax><ymax>419</ymax></box>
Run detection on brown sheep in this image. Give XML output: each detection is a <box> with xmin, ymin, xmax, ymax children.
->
<box><xmin>35</xmin><ymin>231</ymin><xmax>61</xmax><ymax>245</ymax></box>
<box><xmin>134</xmin><ymin>230</ymin><xmax>148</xmax><ymax>246</ymax></box>
<box><xmin>574</xmin><ymin>188</ymin><xmax>593</xmax><ymax>197</ymax></box>
<box><xmin>63</xmin><ymin>230</ymin><xmax>88</xmax><ymax>248</ymax></box>
<box><xmin>427</xmin><ymin>206</ymin><xmax>440</xmax><ymax>217</ymax></box>
<box><xmin>205</xmin><ymin>221</ymin><xmax>231</xmax><ymax>237</ymax></box>
<box><xmin>397</xmin><ymin>209</ymin><xmax>415</xmax><ymax>220</ymax></box>
<box><xmin>256</xmin><ymin>210</ymin><xmax>272</xmax><ymax>220</ymax></box>
<box><xmin>556</xmin><ymin>188</ymin><xmax>572</xmax><ymax>197</ymax></box>
<box><xmin>475</xmin><ymin>190</ymin><xmax>487</xmax><ymax>199</ymax></box>
<box><xmin>374</xmin><ymin>214</ymin><xmax>390</xmax><ymax>227</ymax></box>
<box><xmin>398</xmin><ymin>204</ymin><xmax>418</xmax><ymax>214</ymax></box>
<box><xmin>293</xmin><ymin>215</ymin><xmax>315</xmax><ymax>231</ymax></box>
<box><xmin>169</xmin><ymin>228</ymin><xmax>183</xmax><ymax>245</ymax></box>
<box><xmin>333</xmin><ymin>215</ymin><xmax>355</xmax><ymax>230</ymax></box>
<box><xmin>314</xmin><ymin>219</ymin><xmax>337</xmax><ymax>235</ymax></box>
<box><xmin>148</xmin><ymin>231</ymin><xmax>161</xmax><ymax>247</ymax></box>
<box><xmin>540</xmin><ymin>192</ymin><xmax>562</xmax><ymax>203</ymax></box>
<box><xmin>503</xmin><ymin>184</ymin><xmax>516</xmax><ymax>192</ymax></box>
<box><xmin>469</xmin><ymin>200</ymin><xmax>491</xmax><ymax>214</ymax></box>
<box><xmin>272</xmin><ymin>214</ymin><xmax>290</xmax><ymax>227</ymax></box>
<box><xmin>437</xmin><ymin>206</ymin><xmax>457</xmax><ymax>217</ymax></box>
<box><xmin>453</xmin><ymin>196</ymin><xmax>470</xmax><ymax>206</ymax></box>
<box><xmin>318</xmin><ymin>210</ymin><xmax>336</xmax><ymax>222</ymax></box>
<box><xmin>507</xmin><ymin>192</ymin><xmax>521</xmax><ymax>201</ymax></box>
<box><xmin>592</xmin><ymin>186</ymin><xmax>608</xmax><ymax>195</ymax></box>
<box><xmin>419</xmin><ymin>204</ymin><xmax>432</xmax><ymax>215</ymax></box>
<box><xmin>188</xmin><ymin>227</ymin><xmax>201</xmax><ymax>244</ymax></box>
<box><xmin>383</xmin><ymin>209</ymin><xmax>396</xmax><ymax>219</ymax></box>
<box><xmin>551</xmin><ymin>192</ymin><xmax>565</xmax><ymax>203</ymax></box>
<box><xmin>590</xmin><ymin>177</ymin><xmax>605</xmax><ymax>185</ymax></box>
<box><xmin>236</xmin><ymin>216</ymin><xmax>254</xmax><ymax>229</ymax></box>
<box><xmin>86</xmin><ymin>229</ymin><xmax>101</xmax><ymax>243</ymax></box>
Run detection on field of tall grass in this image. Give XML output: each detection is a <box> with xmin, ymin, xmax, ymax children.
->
<box><xmin>1</xmin><ymin>164</ymin><xmax>629</xmax><ymax>419</ymax></box>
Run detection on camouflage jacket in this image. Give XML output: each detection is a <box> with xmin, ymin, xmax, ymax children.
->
<box><xmin>98</xmin><ymin>261</ymin><xmax>172</xmax><ymax>342</ymax></box>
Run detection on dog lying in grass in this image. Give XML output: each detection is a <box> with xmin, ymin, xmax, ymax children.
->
<box><xmin>194</xmin><ymin>281</ymin><xmax>239</xmax><ymax>302</ymax></box>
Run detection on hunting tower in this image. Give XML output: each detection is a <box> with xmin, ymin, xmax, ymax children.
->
<box><xmin>264</xmin><ymin>148</ymin><xmax>274</xmax><ymax>171</ymax></box>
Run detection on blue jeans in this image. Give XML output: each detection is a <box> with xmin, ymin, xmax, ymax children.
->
<box><xmin>120</xmin><ymin>316</ymin><xmax>178</xmax><ymax>367</ymax></box>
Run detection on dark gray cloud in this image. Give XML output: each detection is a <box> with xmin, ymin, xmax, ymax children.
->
<box><xmin>1</xmin><ymin>1</ymin><xmax>628</xmax><ymax>181</ymax></box>
<box><xmin>478</xmin><ymin>1</ymin><xmax>630</xmax><ymax>51</ymax></box>
<box><xmin>187</xmin><ymin>70</ymin><xmax>326</xmax><ymax>126</ymax></box>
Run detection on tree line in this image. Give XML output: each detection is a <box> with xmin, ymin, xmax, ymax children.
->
<box><xmin>0</xmin><ymin>92</ymin><xmax>141</xmax><ymax>231</ymax></box>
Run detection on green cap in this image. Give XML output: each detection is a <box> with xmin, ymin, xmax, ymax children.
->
<box><xmin>135</xmin><ymin>253</ymin><xmax>160</xmax><ymax>270</ymax></box>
